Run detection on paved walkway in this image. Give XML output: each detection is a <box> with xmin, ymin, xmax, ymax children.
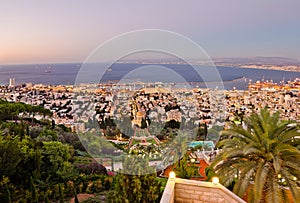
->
<box><xmin>105</xmin><ymin>160</ymin><xmax>161</xmax><ymax>171</ymax></box>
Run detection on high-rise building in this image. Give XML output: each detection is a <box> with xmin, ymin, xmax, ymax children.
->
<box><xmin>9</xmin><ymin>78</ymin><xmax>15</xmax><ymax>87</ymax></box>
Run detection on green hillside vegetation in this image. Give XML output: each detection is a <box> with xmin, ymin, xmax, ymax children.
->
<box><xmin>0</xmin><ymin>99</ymin><xmax>112</xmax><ymax>202</ymax></box>
<box><xmin>0</xmin><ymin>99</ymin><xmax>164</xmax><ymax>203</ymax></box>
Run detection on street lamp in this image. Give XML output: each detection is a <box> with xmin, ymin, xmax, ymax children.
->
<box><xmin>169</xmin><ymin>171</ymin><xmax>176</xmax><ymax>179</ymax></box>
<box><xmin>212</xmin><ymin>177</ymin><xmax>219</xmax><ymax>185</ymax></box>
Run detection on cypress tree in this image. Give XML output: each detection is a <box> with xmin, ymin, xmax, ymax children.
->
<box><xmin>108</xmin><ymin>156</ymin><xmax>161</xmax><ymax>203</ymax></box>
<box><xmin>74</xmin><ymin>188</ymin><xmax>79</xmax><ymax>203</ymax></box>
<box><xmin>58</xmin><ymin>183</ymin><xmax>64</xmax><ymax>203</ymax></box>
<box><xmin>30</xmin><ymin>176</ymin><xmax>38</xmax><ymax>203</ymax></box>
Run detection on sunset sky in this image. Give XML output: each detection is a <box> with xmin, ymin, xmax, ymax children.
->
<box><xmin>1</xmin><ymin>0</ymin><xmax>300</xmax><ymax>64</ymax></box>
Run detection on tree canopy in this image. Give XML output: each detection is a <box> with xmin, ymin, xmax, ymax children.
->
<box><xmin>211</xmin><ymin>108</ymin><xmax>300</xmax><ymax>202</ymax></box>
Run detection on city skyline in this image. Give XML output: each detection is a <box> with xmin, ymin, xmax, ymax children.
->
<box><xmin>1</xmin><ymin>0</ymin><xmax>300</xmax><ymax>64</ymax></box>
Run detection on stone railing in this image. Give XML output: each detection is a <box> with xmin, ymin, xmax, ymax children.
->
<box><xmin>160</xmin><ymin>177</ymin><xmax>246</xmax><ymax>203</ymax></box>
<box><xmin>160</xmin><ymin>178</ymin><xmax>175</xmax><ymax>203</ymax></box>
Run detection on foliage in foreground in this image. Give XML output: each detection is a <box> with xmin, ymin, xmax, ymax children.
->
<box><xmin>108</xmin><ymin>156</ymin><xmax>163</xmax><ymax>203</ymax></box>
<box><xmin>0</xmin><ymin>100</ymin><xmax>113</xmax><ymax>202</ymax></box>
<box><xmin>211</xmin><ymin>108</ymin><xmax>300</xmax><ymax>203</ymax></box>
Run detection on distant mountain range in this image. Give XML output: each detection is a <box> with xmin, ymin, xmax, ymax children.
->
<box><xmin>118</xmin><ymin>57</ymin><xmax>300</xmax><ymax>67</ymax></box>
<box><xmin>213</xmin><ymin>57</ymin><xmax>300</xmax><ymax>66</ymax></box>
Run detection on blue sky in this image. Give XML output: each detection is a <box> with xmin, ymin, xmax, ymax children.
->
<box><xmin>1</xmin><ymin>0</ymin><xmax>300</xmax><ymax>64</ymax></box>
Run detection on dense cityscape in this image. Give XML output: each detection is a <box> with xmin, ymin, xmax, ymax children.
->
<box><xmin>2</xmin><ymin>78</ymin><xmax>299</xmax><ymax>133</ymax></box>
<box><xmin>1</xmin><ymin>75</ymin><xmax>300</xmax><ymax>202</ymax></box>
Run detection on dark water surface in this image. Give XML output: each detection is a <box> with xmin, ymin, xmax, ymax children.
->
<box><xmin>0</xmin><ymin>63</ymin><xmax>299</xmax><ymax>90</ymax></box>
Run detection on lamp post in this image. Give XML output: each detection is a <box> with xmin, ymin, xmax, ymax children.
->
<box><xmin>169</xmin><ymin>171</ymin><xmax>176</xmax><ymax>179</ymax></box>
<box><xmin>111</xmin><ymin>157</ymin><xmax>114</xmax><ymax>171</ymax></box>
<box><xmin>212</xmin><ymin>177</ymin><xmax>219</xmax><ymax>185</ymax></box>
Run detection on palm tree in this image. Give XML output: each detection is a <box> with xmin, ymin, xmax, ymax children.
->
<box><xmin>211</xmin><ymin>107</ymin><xmax>300</xmax><ymax>203</ymax></box>
<box><xmin>159</xmin><ymin>130</ymin><xmax>189</xmax><ymax>169</ymax></box>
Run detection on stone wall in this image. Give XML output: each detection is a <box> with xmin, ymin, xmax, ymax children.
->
<box><xmin>160</xmin><ymin>178</ymin><xmax>246</xmax><ymax>203</ymax></box>
<box><xmin>160</xmin><ymin>179</ymin><xmax>175</xmax><ymax>203</ymax></box>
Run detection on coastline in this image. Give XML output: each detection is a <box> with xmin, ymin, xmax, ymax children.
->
<box><xmin>1</xmin><ymin>63</ymin><xmax>299</xmax><ymax>90</ymax></box>
<box><xmin>216</xmin><ymin>63</ymin><xmax>300</xmax><ymax>73</ymax></box>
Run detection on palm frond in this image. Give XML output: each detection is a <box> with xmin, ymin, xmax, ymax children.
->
<box><xmin>211</xmin><ymin>108</ymin><xmax>300</xmax><ymax>203</ymax></box>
